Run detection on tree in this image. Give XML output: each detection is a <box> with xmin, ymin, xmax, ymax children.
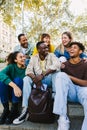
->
<box><xmin>0</xmin><ymin>0</ymin><xmax>87</xmax><ymax>47</ymax></box>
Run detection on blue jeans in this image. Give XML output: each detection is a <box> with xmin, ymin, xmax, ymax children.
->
<box><xmin>0</xmin><ymin>77</ymin><xmax>23</xmax><ymax>103</ymax></box>
<box><xmin>22</xmin><ymin>72</ymin><xmax>58</xmax><ymax>107</ymax></box>
<box><xmin>53</xmin><ymin>72</ymin><xmax>87</xmax><ymax>130</ymax></box>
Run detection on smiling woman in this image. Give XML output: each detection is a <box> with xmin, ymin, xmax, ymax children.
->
<box><xmin>0</xmin><ymin>51</ymin><xmax>26</xmax><ymax>125</ymax></box>
<box><xmin>69</xmin><ymin>0</ymin><xmax>87</xmax><ymax>15</ymax></box>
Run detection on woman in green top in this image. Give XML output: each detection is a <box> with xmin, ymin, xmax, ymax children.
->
<box><xmin>0</xmin><ymin>51</ymin><xmax>26</xmax><ymax>125</ymax></box>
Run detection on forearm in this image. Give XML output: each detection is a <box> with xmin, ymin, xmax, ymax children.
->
<box><xmin>27</xmin><ymin>73</ymin><xmax>35</xmax><ymax>80</ymax></box>
<box><xmin>69</xmin><ymin>75</ymin><xmax>87</xmax><ymax>86</ymax></box>
<box><xmin>9</xmin><ymin>81</ymin><xmax>18</xmax><ymax>89</ymax></box>
<box><xmin>27</xmin><ymin>73</ymin><xmax>43</xmax><ymax>85</ymax></box>
<box><xmin>9</xmin><ymin>81</ymin><xmax>22</xmax><ymax>97</ymax></box>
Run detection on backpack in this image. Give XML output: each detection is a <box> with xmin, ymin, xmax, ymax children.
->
<box><xmin>28</xmin><ymin>88</ymin><xmax>55</xmax><ymax>123</ymax></box>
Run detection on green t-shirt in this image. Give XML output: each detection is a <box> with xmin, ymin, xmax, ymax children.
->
<box><xmin>0</xmin><ymin>63</ymin><xmax>26</xmax><ymax>85</ymax></box>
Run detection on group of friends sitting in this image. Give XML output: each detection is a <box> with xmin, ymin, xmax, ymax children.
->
<box><xmin>0</xmin><ymin>31</ymin><xmax>87</xmax><ymax>130</ymax></box>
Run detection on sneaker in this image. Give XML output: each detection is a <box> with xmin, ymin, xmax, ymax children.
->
<box><xmin>13</xmin><ymin>107</ymin><xmax>29</xmax><ymax>125</ymax></box>
<box><xmin>57</xmin><ymin>116</ymin><xmax>70</xmax><ymax>130</ymax></box>
<box><xmin>5</xmin><ymin>109</ymin><xmax>19</xmax><ymax>124</ymax></box>
<box><xmin>0</xmin><ymin>109</ymin><xmax>10</xmax><ymax>124</ymax></box>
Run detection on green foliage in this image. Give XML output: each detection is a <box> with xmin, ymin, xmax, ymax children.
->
<box><xmin>0</xmin><ymin>59</ymin><xmax>5</xmax><ymax>63</ymax></box>
<box><xmin>0</xmin><ymin>0</ymin><xmax>5</xmax><ymax>6</ymax></box>
<box><xmin>0</xmin><ymin>0</ymin><xmax>87</xmax><ymax>46</ymax></box>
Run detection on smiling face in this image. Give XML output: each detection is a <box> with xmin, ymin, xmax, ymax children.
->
<box><xmin>19</xmin><ymin>35</ymin><xmax>28</xmax><ymax>48</ymax></box>
<box><xmin>15</xmin><ymin>52</ymin><xmax>26</xmax><ymax>67</ymax></box>
<box><xmin>42</xmin><ymin>36</ymin><xmax>50</xmax><ymax>46</ymax></box>
<box><xmin>69</xmin><ymin>44</ymin><xmax>82</xmax><ymax>58</ymax></box>
<box><xmin>62</xmin><ymin>34</ymin><xmax>72</xmax><ymax>47</ymax></box>
<box><xmin>38</xmin><ymin>43</ymin><xmax>49</xmax><ymax>57</ymax></box>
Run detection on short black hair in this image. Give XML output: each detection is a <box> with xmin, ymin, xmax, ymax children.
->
<box><xmin>36</xmin><ymin>41</ymin><xmax>45</xmax><ymax>49</ymax></box>
<box><xmin>69</xmin><ymin>42</ymin><xmax>85</xmax><ymax>52</ymax></box>
<box><xmin>18</xmin><ymin>34</ymin><xmax>25</xmax><ymax>41</ymax></box>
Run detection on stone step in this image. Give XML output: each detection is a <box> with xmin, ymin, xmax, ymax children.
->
<box><xmin>0</xmin><ymin>121</ymin><xmax>57</xmax><ymax>130</ymax></box>
<box><xmin>0</xmin><ymin>103</ymin><xmax>84</xmax><ymax>130</ymax></box>
<box><xmin>0</xmin><ymin>117</ymin><xmax>83</xmax><ymax>130</ymax></box>
<box><xmin>0</xmin><ymin>103</ymin><xmax>3</xmax><ymax>114</ymax></box>
<box><xmin>0</xmin><ymin>103</ymin><xmax>84</xmax><ymax>117</ymax></box>
<box><xmin>68</xmin><ymin>103</ymin><xmax>84</xmax><ymax>117</ymax></box>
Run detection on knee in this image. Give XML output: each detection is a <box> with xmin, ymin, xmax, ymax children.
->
<box><xmin>13</xmin><ymin>77</ymin><xmax>23</xmax><ymax>85</ymax></box>
<box><xmin>23</xmin><ymin>76</ymin><xmax>32</xmax><ymax>82</ymax></box>
<box><xmin>56</xmin><ymin>72</ymin><xmax>68</xmax><ymax>79</ymax></box>
<box><xmin>0</xmin><ymin>81</ymin><xmax>5</xmax><ymax>87</ymax></box>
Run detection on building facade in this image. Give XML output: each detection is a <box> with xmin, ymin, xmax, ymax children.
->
<box><xmin>0</xmin><ymin>15</ymin><xmax>17</xmax><ymax>59</ymax></box>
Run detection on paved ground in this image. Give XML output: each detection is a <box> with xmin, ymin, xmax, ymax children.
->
<box><xmin>0</xmin><ymin>63</ymin><xmax>84</xmax><ymax>130</ymax></box>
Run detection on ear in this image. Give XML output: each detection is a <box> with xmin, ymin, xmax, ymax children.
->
<box><xmin>79</xmin><ymin>50</ymin><xmax>82</xmax><ymax>55</ymax></box>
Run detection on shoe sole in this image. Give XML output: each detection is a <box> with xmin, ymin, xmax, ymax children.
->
<box><xmin>13</xmin><ymin>113</ymin><xmax>29</xmax><ymax>125</ymax></box>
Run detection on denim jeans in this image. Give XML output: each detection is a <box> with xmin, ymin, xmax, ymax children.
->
<box><xmin>53</xmin><ymin>72</ymin><xmax>87</xmax><ymax>130</ymax></box>
<box><xmin>22</xmin><ymin>72</ymin><xmax>58</xmax><ymax>107</ymax></box>
<box><xmin>0</xmin><ymin>77</ymin><xmax>23</xmax><ymax>103</ymax></box>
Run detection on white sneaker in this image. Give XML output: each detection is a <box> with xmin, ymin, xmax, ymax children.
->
<box><xmin>13</xmin><ymin>107</ymin><xmax>29</xmax><ymax>125</ymax></box>
<box><xmin>57</xmin><ymin>116</ymin><xmax>70</xmax><ymax>130</ymax></box>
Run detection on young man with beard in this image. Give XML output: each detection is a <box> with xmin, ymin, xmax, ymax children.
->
<box><xmin>53</xmin><ymin>42</ymin><xmax>87</xmax><ymax>130</ymax></box>
<box><xmin>14</xmin><ymin>34</ymin><xmax>34</xmax><ymax>66</ymax></box>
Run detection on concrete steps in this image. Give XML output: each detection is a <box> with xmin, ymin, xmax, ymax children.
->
<box><xmin>68</xmin><ymin>103</ymin><xmax>84</xmax><ymax>117</ymax></box>
<box><xmin>0</xmin><ymin>102</ymin><xmax>84</xmax><ymax>117</ymax></box>
<box><xmin>0</xmin><ymin>103</ymin><xmax>84</xmax><ymax>130</ymax></box>
<box><xmin>0</xmin><ymin>117</ymin><xmax>83</xmax><ymax>130</ymax></box>
<box><xmin>0</xmin><ymin>121</ymin><xmax>57</xmax><ymax>130</ymax></box>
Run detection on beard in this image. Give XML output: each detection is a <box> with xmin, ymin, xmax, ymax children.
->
<box><xmin>21</xmin><ymin>43</ymin><xmax>28</xmax><ymax>48</ymax></box>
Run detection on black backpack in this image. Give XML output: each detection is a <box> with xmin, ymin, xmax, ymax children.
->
<box><xmin>28</xmin><ymin>88</ymin><xmax>55</xmax><ymax>123</ymax></box>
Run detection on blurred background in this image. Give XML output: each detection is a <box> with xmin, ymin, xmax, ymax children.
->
<box><xmin>0</xmin><ymin>0</ymin><xmax>87</xmax><ymax>60</ymax></box>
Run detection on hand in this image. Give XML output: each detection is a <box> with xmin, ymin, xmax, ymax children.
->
<box><xmin>61</xmin><ymin>63</ymin><xmax>65</xmax><ymax>69</ymax></box>
<box><xmin>33</xmin><ymin>74</ymin><xmax>43</xmax><ymax>84</ymax></box>
<box><xmin>35</xmin><ymin>81</ymin><xmax>44</xmax><ymax>89</ymax></box>
<box><xmin>83</xmin><ymin>58</ymin><xmax>87</xmax><ymax>63</ymax></box>
<box><xmin>13</xmin><ymin>86</ymin><xmax>22</xmax><ymax>97</ymax></box>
